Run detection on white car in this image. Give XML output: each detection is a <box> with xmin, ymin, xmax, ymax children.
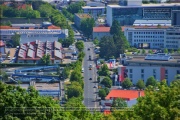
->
<box><xmin>81</xmin><ymin>68</ymin><xmax>84</xmax><ymax>73</ymax></box>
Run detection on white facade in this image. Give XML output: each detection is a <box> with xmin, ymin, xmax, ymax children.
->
<box><xmin>124</xmin><ymin>27</ymin><xmax>180</xmax><ymax>49</ymax></box>
<box><xmin>165</xmin><ymin>27</ymin><xmax>180</xmax><ymax>49</ymax></box>
<box><xmin>106</xmin><ymin>5</ymin><xmax>113</xmax><ymax>26</ymax></box>
<box><xmin>124</xmin><ymin>27</ymin><xmax>166</xmax><ymax>49</ymax></box>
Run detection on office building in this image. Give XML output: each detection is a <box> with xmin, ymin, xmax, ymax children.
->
<box><xmin>74</xmin><ymin>13</ymin><xmax>92</xmax><ymax>29</ymax></box>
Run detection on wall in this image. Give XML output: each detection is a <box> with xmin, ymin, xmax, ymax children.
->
<box><xmin>93</xmin><ymin>32</ymin><xmax>111</xmax><ymax>40</ymax></box>
<box><xmin>106</xmin><ymin>6</ymin><xmax>113</xmax><ymax>26</ymax></box>
<box><xmin>0</xmin><ymin>46</ymin><xmax>5</xmax><ymax>54</ymax></box>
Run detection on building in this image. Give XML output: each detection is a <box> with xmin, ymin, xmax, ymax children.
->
<box><xmin>0</xmin><ymin>41</ymin><xmax>5</xmax><ymax>54</ymax></box>
<box><xmin>17</xmin><ymin>40</ymin><xmax>63</xmax><ymax>64</ymax></box>
<box><xmin>124</xmin><ymin>26</ymin><xmax>180</xmax><ymax>49</ymax></box>
<box><xmin>106</xmin><ymin>3</ymin><xmax>180</xmax><ymax>26</ymax></box>
<box><xmin>101</xmin><ymin>89</ymin><xmax>145</xmax><ymax>108</ymax></box>
<box><xmin>118</xmin><ymin>54</ymin><xmax>180</xmax><ymax>85</ymax></box>
<box><xmin>93</xmin><ymin>27</ymin><xmax>111</xmax><ymax>40</ymax></box>
<box><xmin>133</xmin><ymin>20</ymin><xmax>171</xmax><ymax>26</ymax></box>
<box><xmin>82</xmin><ymin>6</ymin><xmax>105</xmax><ymax>19</ymax></box>
<box><xmin>74</xmin><ymin>13</ymin><xmax>92</xmax><ymax>29</ymax></box>
<box><xmin>0</xmin><ymin>23</ymin><xmax>68</xmax><ymax>42</ymax></box>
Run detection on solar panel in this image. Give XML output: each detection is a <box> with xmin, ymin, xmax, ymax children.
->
<box><xmin>145</xmin><ymin>54</ymin><xmax>172</xmax><ymax>61</ymax></box>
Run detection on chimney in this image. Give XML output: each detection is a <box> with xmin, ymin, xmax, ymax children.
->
<box><xmin>138</xmin><ymin>91</ymin><xmax>141</xmax><ymax>97</ymax></box>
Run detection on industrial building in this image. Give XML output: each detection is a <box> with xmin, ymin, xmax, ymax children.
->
<box><xmin>106</xmin><ymin>1</ymin><xmax>180</xmax><ymax>26</ymax></box>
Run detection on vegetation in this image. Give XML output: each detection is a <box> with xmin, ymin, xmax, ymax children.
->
<box><xmin>121</xmin><ymin>78</ymin><xmax>133</xmax><ymax>89</ymax></box>
<box><xmin>80</xmin><ymin>18</ymin><xmax>95</xmax><ymax>38</ymax></box>
<box><xmin>99</xmin><ymin>20</ymin><xmax>129</xmax><ymax>59</ymax></box>
<box><xmin>164</xmin><ymin>48</ymin><xmax>168</xmax><ymax>53</ymax></box>
<box><xmin>93</xmin><ymin>38</ymin><xmax>99</xmax><ymax>46</ymax></box>
<box><xmin>75</xmin><ymin>41</ymin><xmax>84</xmax><ymax>52</ymax></box>
<box><xmin>100</xmin><ymin>77</ymin><xmax>112</xmax><ymax>88</ymax></box>
<box><xmin>67</xmin><ymin>81</ymin><xmax>83</xmax><ymax>99</ymax></box>
<box><xmin>39</xmin><ymin>54</ymin><xmax>51</xmax><ymax>65</ymax></box>
<box><xmin>136</xmin><ymin>79</ymin><xmax>145</xmax><ymax>90</ymax></box>
<box><xmin>62</xmin><ymin>66</ymin><xmax>70</xmax><ymax>79</ymax></box>
<box><xmin>98</xmin><ymin>64</ymin><xmax>110</xmax><ymax>76</ymax></box>
<box><xmin>146</xmin><ymin>76</ymin><xmax>157</xmax><ymax>87</ymax></box>
<box><xmin>111</xmin><ymin>98</ymin><xmax>127</xmax><ymax>110</ymax></box>
<box><xmin>98</xmin><ymin>88</ymin><xmax>107</xmax><ymax>100</ymax></box>
<box><xmin>142</xmin><ymin>49</ymin><xmax>146</xmax><ymax>54</ymax></box>
<box><xmin>11</xmin><ymin>33</ymin><xmax>20</xmax><ymax>47</ymax></box>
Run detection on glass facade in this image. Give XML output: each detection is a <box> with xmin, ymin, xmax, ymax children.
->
<box><xmin>112</xmin><ymin>6</ymin><xmax>180</xmax><ymax>26</ymax></box>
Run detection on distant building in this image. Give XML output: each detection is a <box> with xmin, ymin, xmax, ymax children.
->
<box><xmin>17</xmin><ymin>40</ymin><xmax>63</xmax><ymax>64</ymax></box>
<box><xmin>74</xmin><ymin>13</ymin><xmax>92</xmax><ymax>29</ymax></box>
<box><xmin>0</xmin><ymin>41</ymin><xmax>5</xmax><ymax>54</ymax></box>
<box><xmin>124</xmin><ymin>26</ymin><xmax>180</xmax><ymax>49</ymax></box>
<box><xmin>133</xmin><ymin>20</ymin><xmax>171</xmax><ymax>26</ymax></box>
<box><xmin>118</xmin><ymin>53</ymin><xmax>180</xmax><ymax>85</ymax></box>
<box><xmin>93</xmin><ymin>27</ymin><xmax>111</xmax><ymax>40</ymax></box>
<box><xmin>0</xmin><ymin>22</ymin><xmax>68</xmax><ymax>42</ymax></box>
<box><xmin>101</xmin><ymin>89</ymin><xmax>145</xmax><ymax>108</ymax></box>
<box><xmin>106</xmin><ymin>3</ymin><xmax>180</xmax><ymax>26</ymax></box>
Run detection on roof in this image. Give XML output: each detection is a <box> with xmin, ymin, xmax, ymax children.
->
<box><xmin>0</xmin><ymin>41</ymin><xmax>5</xmax><ymax>47</ymax></box>
<box><xmin>105</xmin><ymin>90</ymin><xmax>145</xmax><ymax>100</ymax></box>
<box><xmin>54</xmin><ymin>50</ymin><xmax>63</xmax><ymax>59</ymax></box>
<box><xmin>93</xmin><ymin>27</ymin><xmax>110</xmax><ymax>33</ymax></box>
<box><xmin>108</xmin><ymin>3</ymin><xmax>180</xmax><ymax>8</ymax></box>
<box><xmin>17</xmin><ymin>4</ymin><xmax>31</xmax><ymax>10</ymax></box>
<box><xmin>104</xmin><ymin>110</ymin><xmax>111</xmax><ymax>115</ymax></box>
<box><xmin>0</xmin><ymin>26</ymin><xmax>15</xmax><ymax>29</ymax></box>
<box><xmin>48</xmin><ymin>25</ymin><xmax>60</xmax><ymax>29</ymax></box>
<box><xmin>75</xmin><ymin>13</ymin><xmax>92</xmax><ymax>19</ymax></box>
<box><xmin>86</xmin><ymin>1</ymin><xmax>105</xmax><ymax>6</ymax></box>
<box><xmin>82</xmin><ymin>6</ymin><xmax>105</xmax><ymax>9</ymax></box>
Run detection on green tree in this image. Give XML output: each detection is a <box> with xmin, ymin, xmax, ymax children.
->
<box><xmin>98</xmin><ymin>88</ymin><xmax>106</xmax><ymax>100</ymax></box>
<box><xmin>142</xmin><ymin>0</ymin><xmax>150</xmax><ymax>3</ymax></box>
<box><xmin>164</xmin><ymin>48</ymin><xmax>168</xmax><ymax>53</ymax></box>
<box><xmin>142</xmin><ymin>49</ymin><xmax>146</xmax><ymax>54</ymax></box>
<box><xmin>75</xmin><ymin>41</ymin><xmax>84</xmax><ymax>52</ymax></box>
<box><xmin>177</xmin><ymin>48</ymin><xmax>180</xmax><ymax>54</ymax></box>
<box><xmin>111</xmin><ymin>98</ymin><xmax>127</xmax><ymax>110</ymax></box>
<box><xmin>93</xmin><ymin>38</ymin><xmax>99</xmax><ymax>46</ymax></box>
<box><xmin>170</xmin><ymin>49</ymin><xmax>174</xmax><ymax>54</ymax></box>
<box><xmin>98</xmin><ymin>64</ymin><xmax>110</xmax><ymax>76</ymax></box>
<box><xmin>110</xmin><ymin>20</ymin><xmax>121</xmax><ymax>36</ymax></box>
<box><xmin>134</xmin><ymin>80</ymin><xmax>180</xmax><ymax>120</ymax></box>
<box><xmin>136</xmin><ymin>79</ymin><xmax>145</xmax><ymax>90</ymax></box>
<box><xmin>103</xmin><ymin>87</ymin><xmax>109</xmax><ymax>95</ymax></box>
<box><xmin>67</xmin><ymin>2</ymin><xmax>85</xmax><ymax>14</ymax></box>
<box><xmin>39</xmin><ymin>54</ymin><xmax>51</xmax><ymax>65</ymax></box>
<box><xmin>80</xmin><ymin>18</ymin><xmax>95</xmax><ymax>38</ymax></box>
<box><xmin>11</xmin><ymin>33</ymin><xmax>20</xmax><ymax>47</ymax></box>
<box><xmin>121</xmin><ymin>78</ymin><xmax>133</xmax><ymax>89</ymax></box>
<box><xmin>148</xmin><ymin>50</ymin><xmax>153</xmax><ymax>54</ymax></box>
<box><xmin>99</xmin><ymin>36</ymin><xmax>116</xmax><ymax>59</ymax></box>
<box><xmin>62</xmin><ymin>67</ymin><xmax>70</xmax><ymax>79</ymax></box>
<box><xmin>100</xmin><ymin>77</ymin><xmax>112</xmax><ymax>88</ymax></box>
<box><xmin>67</xmin><ymin>82</ymin><xmax>83</xmax><ymax>99</ymax></box>
<box><xmin>38</xmin><ymin>4</ymin><xmax>52</xmax><ymax>18</ymax></box>
<box><xmin>146</xmin><ymin>76</ymin><xmax>157</xmax><ymax>87</ymax></box>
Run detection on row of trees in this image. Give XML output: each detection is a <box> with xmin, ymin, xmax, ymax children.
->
<box><xmin>99</xmin><ymin>20</ymin><xmax>129</xmax><ymax>60</ymax></box>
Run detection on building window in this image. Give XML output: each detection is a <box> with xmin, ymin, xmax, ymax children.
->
<box><xmin>130</xmin><ymin>69</ymin><xmax>132</xmax><ymax>73</ymax></box>
<box><xmin>154</xmin><ymin>75</ymin><xmax>156</xmax><ymax>79</ymax></box>
<box><xmin>130</xmin><ymin>74</ymin><xmax>133</xmax><ymax>79</ymax></box>
<box><xmin>177</xmin><ymin>70</ymin><xmax>180</xmax><ymax>74</ymax></box>
<box><xmin>165</xmin><ymin>70</ymin><xmax>168</xmax><ymax>74</ymax></box>
<box><xmin>141</xmin><ymin>74</ymin><xmax>144</xmax><ymax>79</ymax></box>
<box><xmin>141</xmin><ymin>69</ymin><xmax>144</xmax><ymax>73</ymax></box>
<box><xmin>153</xmin><ymin>69</ymin><xmax>156</xmax><ymax>74</ymax></box>
<box><xmin>165</xmin><ymin>75</ymin><xmax>168</xmax><ymax>79</ymax></box>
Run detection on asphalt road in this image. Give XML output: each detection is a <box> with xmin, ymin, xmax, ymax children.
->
<box><xmin>83</xmin><ymin>42</ymin><xmax>98</xmax><ymax>110</ymax></box>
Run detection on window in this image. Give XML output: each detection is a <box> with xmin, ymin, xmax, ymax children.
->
<box><xmin>141</xmin><ymin>69</ymin><xmax>144</xmax><ymax>73</ymax></box>
<box><xmin>130</xmin><ymin>74</ymin><xmax>133</xmax><ymax>79</ymax></box>
<box><xmin>165</xmin><ymin>75</ymin><xmax>168</xmax><ymax>79</ymax></box>
<box><xmin>165</xmin><ymin>70</ymin><xmax>168</xmax><ymax>74</ymax></box>
<box><xmin>153</xmin><ymin>69</ymin><xmax>156</xmax><ymax>74</ymax></box>
<box><xmin>154</xmin><ymin>75</ymin><xmax>156</xmax><ymax>79</ymax></box>
<box><xmin>141</xmin><ymin>74</ymin><xmax>144</xmax><ymax>79</ymax></box>
<box><xmin>130</xmin><ymin>69</ymin><xmax>132</xmax><ymax>73</ymax></box>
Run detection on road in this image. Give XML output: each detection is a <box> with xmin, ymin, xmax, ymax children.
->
<box><xmin>83</xmin><ymin>42</ymin><xmax>98</xmax><ymax>110</ymax></box>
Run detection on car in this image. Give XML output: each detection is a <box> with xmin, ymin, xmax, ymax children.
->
<box><xmin>89</xmin><ymin>55</ymin><xmax>91</xmax><ymax>60</ymax></box>
<box><xmin>89</xmin><ymin>78</ymin><xmax>92</xmax><ymax>80</ymax></box>
<box><xmin>81</xmin><ymin>68</ymin><xmax>84</xmax><ymax>73</ymax></box>
<box><xmin>93</xmin><ymin>86</ymin><xmax>97</xmax><ymax>88</ymax></box>
<box><xmin>89</xmin><ymin>64</ymin><xmax>92</xmax><ymax>70</ymax></box>
<box><xmin>88</xmin><ymin>48</ymin><xmax>90</xmax><ymax>51</ymax></box>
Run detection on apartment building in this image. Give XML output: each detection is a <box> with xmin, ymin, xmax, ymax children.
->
<box><xmin>74</xmin><ymin>13</ymin><xmax>92</xmax><ymax>29</ymax></box>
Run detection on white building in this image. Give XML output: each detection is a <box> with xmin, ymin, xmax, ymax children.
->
<box><xmin>124</xmin><ymin>26</ymin><xmax>180</xmax><ymax>49</ymax></box>
<box><xmin>93</xmin><ymin>27</ymin><xmax>111</xmax><ymax>40</ymax></box>
<box><xmin>118</xmin><ymin>54</ymin><xmax>180</xmax><ymax>85</ymax></box>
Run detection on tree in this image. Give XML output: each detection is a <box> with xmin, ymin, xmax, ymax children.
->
<box><xmin>67</xmin><ymin>2</ymin><xmax>85</xmax><ymax>14</ymax></box>
<box><xmin>121</xmin><ymin>78</ymin><xmax>133</xmax><ymax>89</ymax></box>
<box><xmin>170</xmin><ymin>49</ymin><xmax>174</xmax><ymax>54</ymax></box>
<box><xmin>38</xmin><ymin>4</ymin><xmax>52</xmax><ymax>18</ymax></box>
<box><xmin>0</xmin><ymin>82</ymin><xmax>72</xmax><ymax>119</ymax></box>
<box><xmin>110</xmin><ymin>20</ymin><xmax>122</xmax><ymax>36</ymax></box>
<box><xmin>11</xmin><ymin>33</ymin><xmax>20</xmax><ymax>47</ymax></box>
<box><xmin>80</xmin><ymin>18</ymin><xmax>95</xmax><ymax>38</ymax></box>
<box><xmin>98</xmin><ymin>64</ymin><xmax>110</xmax><ymax>76</ymax></box>
<box><xmin>103</xmin><ymin>87</ymin><xmax>109</xmax><ymax>95</ymax></box>
<box><xmin>98</xmin><ymin>88</ymin><xmax>106</xmax><ymax>100</ymax></box>
<box><xmin>142</xmin><ymin>49</ymin><xmax>146</xmax><ymax>54</ymax></box>
<box><xmin>177</xmin><ymin>48</ymin><xmax>180</xmax><ymax>54</ymax></box>
<box><xmin>146</xmin><ymin>76</ymin><xmax>157</xmax><ymax>87</ymax></box>
<box><xmin>39</xmin><ymin>54</ymin><xmax>51</xmax><ymax>65</ymax></box>
<box><xmin>93</xmin><ymin>38</ymin><xmax>99</xmax><ymax>46</ymax></box>
<box><xmin>99</xmin><ymin>36</ymin><xmax>116</xmax><ymax>59</ymax></box>
<box><xmin>148</xmin><ymin>50</ymin><xmax>153</xmax><ymax>54</ymax></box>
<box><xmin>75</xmin><ymin>41</ymin><xmax>84</xmax><ymax>52</ymax></box>
<box><xmin>62</xmin><ymin>67</ymin><xmax>70</xmax><ymax>79</ymax></box>
<box><xmin>67</xmin><ymin>82</ymin><xmax>83</xmax><ymax>99</ymax></box>
<box><xmin>134</xmin><ymin>80</ymin><xmax>180</xmax><ymax>120</ymax></box>
<box><xmin>142</xmin><ymin>0</ymin><xmax>150</xmax><ymax>3</ymax></box>
<box><xmin>100</xmin><ymin>77</ymin><xmax>112</xmax><ymax>88</ymax></box>
<box><xmin>136</xmin><ymin>79</ymin><xmax>145</xmax><ymax>90</ymax></box>
<box><xmin>164</xmin><ymin>48</ymin><xmax>168</xmax><ymax>53</ymax></box>
<box><xmin>111</xmin><ymin>98</ymin><xmax>127</xmax><ymax>110</ymax></box>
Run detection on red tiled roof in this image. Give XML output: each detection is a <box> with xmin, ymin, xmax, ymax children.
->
<box><xmin>93</xmin><ymin>27</ymin><xmax>110</xmax><ymax>33</ymax></box>
<box><xmin>0</xmin><ymin>41</ymin><xmax>5</xmax><ymax>47</ymax></box>
<box><xmin>0</xmin><ymin>26</ymin><xmax>13</xmax><ymax>29</ymax></box>
<box><xmin>105</xmin><ymin>90</ymin><xmax>145</xmax><ymax>101</ymax></box>
<box><xmin>104</xmin><ymin>110</ymin><xmax>111</xmax><ymax>115</ymax></box>
<box><xmin>48</xmin><ymin>25</ymin><xmax>60</xmax><ymax>29</ymax></box>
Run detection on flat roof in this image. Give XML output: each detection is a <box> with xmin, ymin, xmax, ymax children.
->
<box><xmin>134</xmin><ymin>20</ymin><xmax>171</xmax><ymax>24</ymax></box>
<box><xmin>35</xmin><ymin>83</ymin><xmax>59</xmax><ymax>90</ymax></box>
<box><xmin>82</xmin><ymin>6</ymin><xmax>105</xmax><ymax>9</ymax></box>
<box><xmin>75</xmin><ymin>13</ymin><xmax>92</xmax><ymax>18</ymax></box>
<box><xmin>108</xmin><ymin>3</ymin><xmax>180</xmax><ymax>8</ymax></box>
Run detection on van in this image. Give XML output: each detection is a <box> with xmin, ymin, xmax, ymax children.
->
<box><xmin>81</xmin><ymin>68</ymin><xmax>84</xmax><ymax>73</ymax></box>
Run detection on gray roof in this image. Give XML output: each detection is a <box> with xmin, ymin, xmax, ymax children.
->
<box><xmin>12</xmin><ymin>24</ymin><xmax>39</xmax><ymax>27</ymax></box>
<box><xmin>133</xmin><ymin>20</ymin><xmax>171</xmax><ymax>26</ymax></box>
<box><xmin>86</xmin><ymin>2</ymin><xmax>105</xmax><ymax>7</ymax></box>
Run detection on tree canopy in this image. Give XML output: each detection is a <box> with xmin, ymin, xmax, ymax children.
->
<box><xmin>39</xmin><ymin>54</ymin><xmax>51</xmax><ymax>65</ymax></box>
<box><xmin>75</xmin><ymin>41</ymin><xmax>84</xmax><ymax>52</ymax></box>
<box><xmin>100</xmin><ymin>77</ymin><xmax>112</xmax><ymax>88</ymax></box>
<box><xmin>121</xmin><ymin>78</ymin><xmax>133</xmax><ymax>89</ymax></box>
<box><xmin>136</xmin><ymin>79</ymin><xmax>145</xmax><ymax>90</ymax></box>
<box><xmin>146</xmin><ymin>76</ymin><xmax>157</xmax><ymax>87</ymax></box>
